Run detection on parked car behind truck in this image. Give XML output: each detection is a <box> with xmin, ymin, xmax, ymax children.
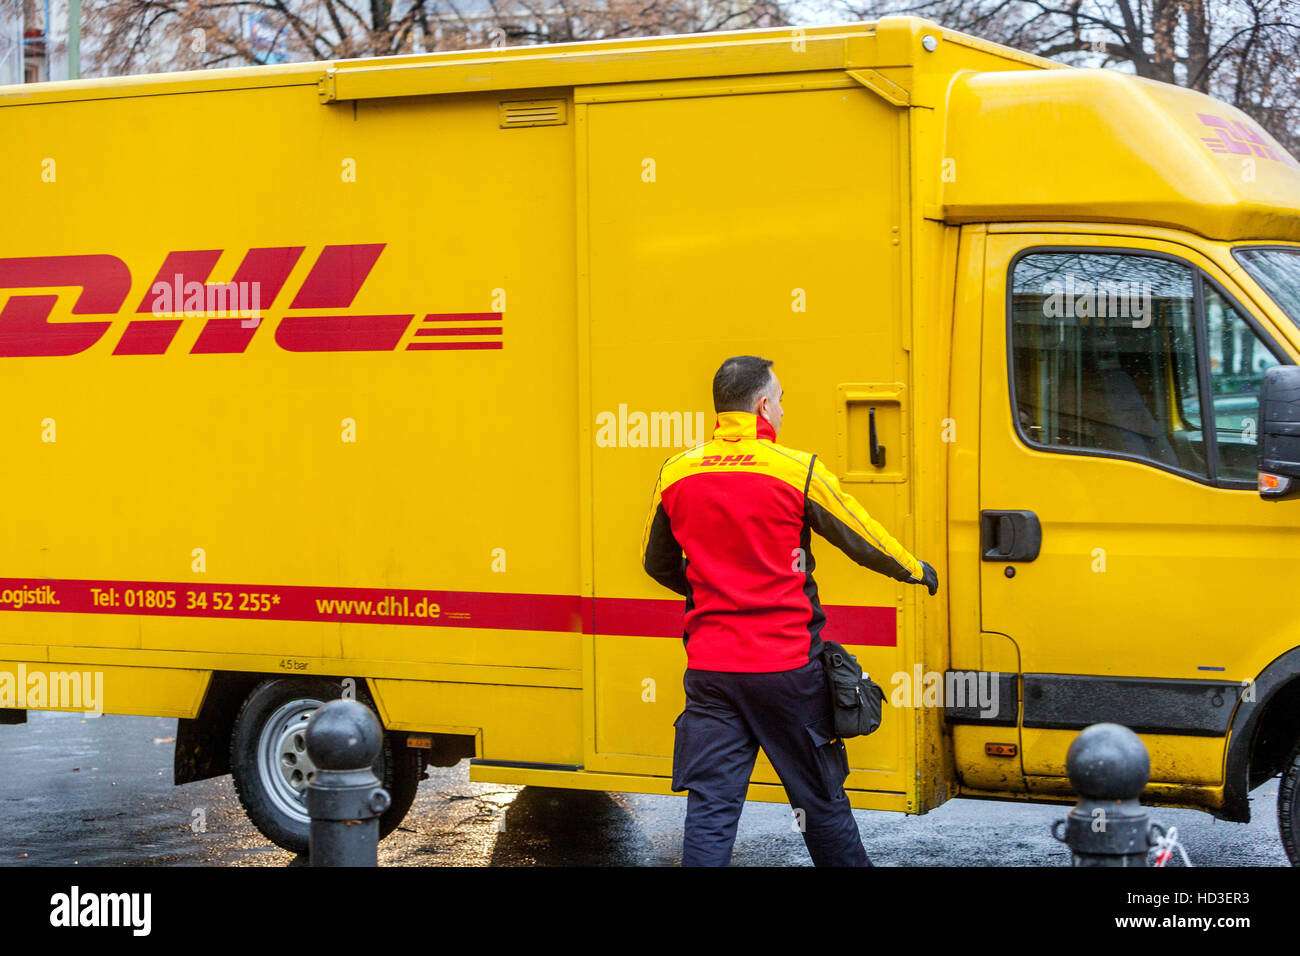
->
<box><xmin>1</xmin><ymin>17</ymin><xmax>1298</xmax><ymax>861</ymax></box>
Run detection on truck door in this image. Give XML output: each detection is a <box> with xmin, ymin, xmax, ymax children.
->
<box><xmin>978</xmin><ymin>231</ymin><xmax>1300</xmax><ymax>795</ymax></box>
<box><xmin>580</xmin><ymin>82</ymin><xmax>918</xmax><ymax>808</ymax></box>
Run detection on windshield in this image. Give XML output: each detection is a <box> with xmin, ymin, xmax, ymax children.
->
<box><xmin>1235</xmin><ymin>246</ymin><xmax>1300</xmax><ymax>329</ymax></box>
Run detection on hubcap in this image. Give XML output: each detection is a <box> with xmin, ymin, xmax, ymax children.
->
<box><xmin>257</xmin><ymin>698</ymin><xmax>322</xmax><ymax>824</ymax></box>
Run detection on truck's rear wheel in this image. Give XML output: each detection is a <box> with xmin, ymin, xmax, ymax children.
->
<box><xmin>1280</xmin><ymin>738</ymin><xmax>1300</xmax><ymax>865</ymax></box>
<box><xmin>229</xmin><ymin>677</ymin><xmax>422</xmax><ymax>855</ymax></box>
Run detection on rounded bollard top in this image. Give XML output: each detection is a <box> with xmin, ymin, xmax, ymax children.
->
<box><xmin>304</xmin><ymin>698</ymin><xmax>383</xmax><ymax>772</ymax></box>
<box><xmin>1065</xmin><ymin>722</ymin><xmax>1150</xmax><ymax>800</ymax></box>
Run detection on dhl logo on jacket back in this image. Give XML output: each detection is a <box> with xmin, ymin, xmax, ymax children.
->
<box><xmin>664</xmin><ymin>434</ymin><xmax>811</xmax><ymax>490</ymax></box>
<box><xmin>692</xmin><ymin>454</ymin><xmax>770</xmax><ymax>468</ymax></box>
<box><xmin>0</xmin><ymin>244</ymin><xmax>503</xmax><ymax>357</ymax></box>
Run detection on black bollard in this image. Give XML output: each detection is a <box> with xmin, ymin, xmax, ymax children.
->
<box><xmin>1051</xmin><ymin>722</ymin><xmax>1158</xmax><ymax>866</ymax></box>
<box><xmin>304</xmin><ymin>698</ymin><xmax>391</xmax><ymax>867</ymax></box>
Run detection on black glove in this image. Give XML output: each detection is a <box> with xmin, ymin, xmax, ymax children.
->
<box><xmin>916</xmin><ymin>561</ymin><xmax>938</xmax><ymax>596</ymax></box>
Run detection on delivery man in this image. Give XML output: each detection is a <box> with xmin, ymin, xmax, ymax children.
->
<box><xmin>641</xmin><ymin>355</ymin><xmax>938</xmax><ymax>866</ymax></box>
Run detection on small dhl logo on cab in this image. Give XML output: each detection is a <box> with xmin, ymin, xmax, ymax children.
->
<box><xmin>0</xmin><ymin>244</ymin><xmax>503</xmax><ymax>357</ymax></box>
<box><xmin>1197</xmin><ymin>113</ymin><xmax>1300</xmax><ymax>168</ymax></box>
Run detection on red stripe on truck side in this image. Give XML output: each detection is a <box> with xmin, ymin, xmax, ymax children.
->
<box><xmin>0</xmin><ymin>578</ymin><xmax>580</xmax><ymax>631</ymax></box>
<box><xmin>587</xmin><ymin>596</ymin><xmax>897</xmax><ymax>646</ymax></box>
<box><xmin>0</xmin><ymin>578</ymin><xmax>896</xmax><ymax>644</ymax></box>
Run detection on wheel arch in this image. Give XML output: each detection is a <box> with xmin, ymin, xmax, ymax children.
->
<box><xmin>175</xmin><ymin>671</ymin><xmax>370</xmax><ymax>785</ymax></box>
<box><xmin>174</xmin><ymin>671</ymin><xmax>263</xmax><ymax>785</ymax></box>
<box><xmin>174</xmin><ymin>671</ymin><xmax>471</xmax><ymax>784</ymax></box>
<box><xmin>1221</xmin><ymin>646</ymin><xmax>1300</xmax><ymax>822</ymax></box>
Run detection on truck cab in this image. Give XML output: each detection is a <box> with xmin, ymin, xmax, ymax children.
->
<box><xmin>934</xmin><ymin>68</ymin><xmax>1300</xmax><ymax>848</ymax></box>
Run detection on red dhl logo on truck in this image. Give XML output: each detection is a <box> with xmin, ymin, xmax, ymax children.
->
<box><xmin>0</xmin><ymin>243</ymin><xmax>503</xmax><ymax>356</ymax></box>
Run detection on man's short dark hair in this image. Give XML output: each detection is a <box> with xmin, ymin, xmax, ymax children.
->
<box><xmin>712</xmin><ymin>356</ymin><xmax>774</xmax><ymax>413</ymax></box>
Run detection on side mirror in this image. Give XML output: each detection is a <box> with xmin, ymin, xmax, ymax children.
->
<box><xmin>1258</xmin><ymin>365</ymin><xmax>1300</xmax><ymax>500</ymax></box>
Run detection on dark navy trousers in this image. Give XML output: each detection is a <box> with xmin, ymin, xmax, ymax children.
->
<box><xmin>671</xmin><ymin>657</ymin><xmax>871</xmax><ymax>867</ymax></box>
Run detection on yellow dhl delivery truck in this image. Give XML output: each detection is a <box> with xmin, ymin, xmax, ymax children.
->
<box><xmin>1</xmin><ymin>16</ymin><xmax>1299</xmax><ymax>861</ymax></box>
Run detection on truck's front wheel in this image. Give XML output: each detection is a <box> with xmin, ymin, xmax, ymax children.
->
<box><xmin>1280</xmin><ymin>738</ymin><xmax>1300</xmax><ymax>865</ymax></box>
<box><xmin>229</xmin><ymin>677</ymin><xmax>422</xmax><ymax>855</ymax></box>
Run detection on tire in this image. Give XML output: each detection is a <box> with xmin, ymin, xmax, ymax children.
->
<box><xmin>1280</xmin><ymin>737</ymin><xmax>1300</xmax><ymax>866</ymax></box>
<box><xmin>229</xmin><ymin>677</ymin><xmax>423</xmax><ymax>855</ymax></box>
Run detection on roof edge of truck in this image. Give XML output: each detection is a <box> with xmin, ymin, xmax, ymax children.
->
<box><xmin>0</xmin><ymin>17</ymin><xmax>1060</xmax><ymax>108</ymax></box>
<box><xmin>942</xmin><ymin>68</ymin><xmax>1300</xmax><ymax>242</ymax></box>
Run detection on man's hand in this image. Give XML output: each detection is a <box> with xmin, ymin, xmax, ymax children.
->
<box><xmin>916</xmin><ymin>561</ymin><xmax>938</xmax><ymax>596</ymax></box>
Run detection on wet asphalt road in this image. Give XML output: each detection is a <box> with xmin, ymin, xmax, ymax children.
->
<box><xmin>0</xmin><ymin>711</ymin><xmax>1289</xmax><ymax>866</ymax></box>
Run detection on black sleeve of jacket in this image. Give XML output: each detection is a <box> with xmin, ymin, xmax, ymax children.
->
<box><xmin>642</xmin><ymin>471</ymin><xmax>690</xmax><ymax>596</ymax></box>
<box><xmin>804</xmin><ymin>456</ymin><xmax>925</xmax><ymax>585</ymax></box>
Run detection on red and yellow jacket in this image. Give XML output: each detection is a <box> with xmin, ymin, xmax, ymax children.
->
<box><xmin>641</xmin><ymin>410</ymin><xmax>925</xmax><ymax>672</ymax></box>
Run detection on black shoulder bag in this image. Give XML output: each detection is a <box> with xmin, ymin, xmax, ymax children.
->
<box><xmin>803</xmin><ymin>454</ymin><xmax>886</xmax><ymax>739</ymax></box>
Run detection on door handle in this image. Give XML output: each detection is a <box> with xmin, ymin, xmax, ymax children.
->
<box><xmin>868</xmin><ymin>407</ymin><xmax>886</xmax><ymax>468</ymax></box>
<box><xmin>980</xmin><ymin>510</ymin><xmax>1041</xmax><ymax>562</ymax></box>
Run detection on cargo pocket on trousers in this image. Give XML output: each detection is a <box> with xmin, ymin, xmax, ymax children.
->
<box><xmin>670</xmin><ymin>710</ymin><xmax>690</xmax><ymax>792</ymax></box>
<box><xmin>805</xmin><ymin>720</ymin><xmax>850</xmax><ymax>801</ymax></box>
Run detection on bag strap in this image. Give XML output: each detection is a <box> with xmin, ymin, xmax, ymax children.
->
<box><xmin>804</xmin><ymin>455</ymin><xmax>825</xmax><ymax>673</ymax></box>
<box><xmin>802</xmin><ymin>454</ymin><xmax>817</xmax><ymax>521</ymax></box>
